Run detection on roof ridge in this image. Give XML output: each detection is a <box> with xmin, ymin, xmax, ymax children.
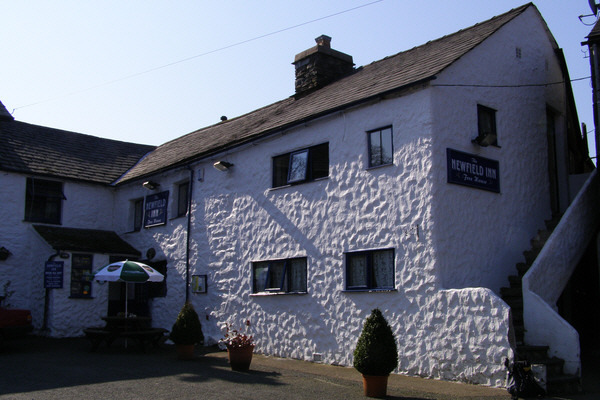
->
<box><xmin>359</xmin><ymin>3</ymin><xmax>532</xmax><ymax>71</ymax></box>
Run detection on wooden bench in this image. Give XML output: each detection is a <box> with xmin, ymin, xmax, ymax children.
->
<box><xmin>84</xmin><ymin>327</ymin><xmax>168</xmax><ymax>352</ymax></box>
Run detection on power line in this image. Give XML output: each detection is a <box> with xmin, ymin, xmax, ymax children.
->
<box><xmin>431</xmin><ymin>76</ymin><xmax>590</xmax><ymax>88</ymax></box>
<box><xmin>13</xmin><ymin>0</ymin><xmax>383</xmax><ymax>113</ymax></box>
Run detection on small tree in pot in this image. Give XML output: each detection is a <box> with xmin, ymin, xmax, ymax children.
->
<box><xmin>353</xmin><ymin>308</ymin><xmax>398</xmax><ymax>398</ymax></box>
<box><xmin>170</xmin><ymin>302</ymin><xmax>204</xmax><ymax>359</ymax></box>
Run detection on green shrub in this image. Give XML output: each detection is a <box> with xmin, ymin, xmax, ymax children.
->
<box><xmin>169</xmin><ymin>303</ymin><xmax>204</xmax><ymax>345</ymax></box>
<box><xmin>353</xmin><ymin>308</ymin><xmax>398</xmax><ymax>376</ymax></box>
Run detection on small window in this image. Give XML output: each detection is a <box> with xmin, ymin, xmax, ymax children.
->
<box><xmin>367</xmin><ymin>127</ymin><xmax>393</xmax><ymax>167</ymax></box>
<box><xmin>272</xmin><ymin>143</ymin><xmax>328</xmax><ymax>188</ymax></box>
<box><xmin>346</xmin><ymin>249</ymin><xmax>395</xmax><ymax>290</ymax></box>
<box><xmin>176</xmin><ymin>181</ymin><xmax>189</xmax><ymax>218</ymax></box>
<box><xmin>132</xmin><ymin>198</ymin><xmax>144</xmax><ymax>231</ymax></box>
<box><xmin>252</xmin><ymin>257</ymin><xmax>307</xmax><ymax>293</ymax></box>
<box><xmin>24</xmin><ymin>178</ymin><xmax>64</xmax><ymax>224</ymax></box>
<box><xmin>474</xmin><ymin>105</ymin><xmax>498</xmax><ymax>147</ymax></box>
<box><xmin>70</xmin><ymin>253</ymin><xmax>93</xmax><ymax>298</ymax></box>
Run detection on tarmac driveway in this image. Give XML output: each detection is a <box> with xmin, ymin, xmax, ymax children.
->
<box><xmin>0</xmin><ymin>336</ymin><xmax>596</xmax><ymax>400</ymax></box>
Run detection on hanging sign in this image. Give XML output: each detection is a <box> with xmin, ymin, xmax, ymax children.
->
<box><xmin>144</xmin><ymin>190</ymin><xmax>169</xmax><ymax>228</ymax></box>
<box><xmin>447</xmin><ymin>148</ymin><xmax>500</xmax><ymax>193</ymax></box>
<box><xmin>44</xmin><ymin>261</ymin><xmax>64</xmax><ymax>289</ymax></box>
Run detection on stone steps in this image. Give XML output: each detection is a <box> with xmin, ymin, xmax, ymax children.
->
<box><xmin>500</xmin><ymin>217</ymin><xmax>581</xmax><ymax>395</ymax></box>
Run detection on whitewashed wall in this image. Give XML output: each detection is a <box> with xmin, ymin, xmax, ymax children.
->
<box><xmin>430</xmin><ymin>7</ymin><xmax>563</xmax><ymax>292</ymax></box>
<box><xmin>0</xmin><ymin>173</ymin><xmax>116</xmax><ymax>333</ymax></box>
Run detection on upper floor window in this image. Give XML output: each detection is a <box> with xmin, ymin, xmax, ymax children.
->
<box><xmin>132</xmin><ymin>198</ymin><xmax>144</xmax><ymax>231</ymax></box>
<box><xmin>252</xmin><ymin>257</ymin><xmax>307</xmax><ymax>294</ymax></box>
<box><xmin>176</xmin><ymin>181</ymin><xmax>189</xmax><ymax>218</ymax></box>
<box><xmin>346</xmin><ymin>248</ymin><xmax>395</xmax><ymax>291</ymax></box>
<box><xmin>367</xmin><ymin>126</ymin><xmax>393</xmax><ymax>167</ymax></box>
<box><xmin>473</xmin><ymin>105</ymin><xmax>498</xmax><ymax>147</ymax></box>
<box><xmin>24</xmin><ymin>178</ymin><xmax>64</xmax><ymax>224</ymax></box>
<box><xmin>272</xmin><ymin>143</ymin><xmax>328</xmax><ymax>188</ymax></box>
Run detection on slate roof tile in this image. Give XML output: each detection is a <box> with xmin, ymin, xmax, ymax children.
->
<box><xmin>117</xmin><ymin>4</ymin><xmax>531</xmax><ymax>184</ymax></box>
<box><xmin>33</xmin><ymin>225</ymin><xmax>141</xmax><ymax>257</ymax></box>
<box><xmin>0</xmin><ymin>119</ymin><xmax>155</xmax><ymax>184</ymax></box>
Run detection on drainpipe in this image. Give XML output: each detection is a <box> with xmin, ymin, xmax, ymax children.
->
<box><xmin>42</xmin><ymin>250</ymin><xmax>61</xmax><ymax>332</ymax></box>
<box><xmin>185</xmin><ymin>166</ymin><xmax>194</xmax><ymax>303</ymax></box>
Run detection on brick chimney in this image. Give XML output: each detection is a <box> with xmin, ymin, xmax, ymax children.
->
<box><xmin>293</xmin><ymin>35</ymin><xmax>354</xmax><ymax>98</ymax></box>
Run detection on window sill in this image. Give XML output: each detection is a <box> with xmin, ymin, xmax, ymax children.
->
<box><xmin>250</xmin><ymin>291</ymin><xmax>308</xmax><ymax>297</ymax></box>
<box><xmin>269</xmin><ymin>176</ymin><xmax>329</xmax><ymax>191</ymax></box>
<box><xmin>342</xmin><ymin>288</ymin><xmax>397</xmax><ymax>293</ymax></box>
<box><xmin>69</xmin><ymin>296</ymin><xmax>94</xmax><ymax>299</ymax></box>
<box><xmin>169</xmin><ymin>213</ymin><xmax>187</xmax><ymax>221</ymax></box>
<box><xmin>366</xmin><ymin>163</ymin><xmax>394</xmax><ymax>171</ymax></box>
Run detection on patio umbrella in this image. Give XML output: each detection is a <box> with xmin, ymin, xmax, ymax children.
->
<box><xmin>93</xmin><ymin>260</ymin><xmax>164</xmax><ymax>317</ymax></box>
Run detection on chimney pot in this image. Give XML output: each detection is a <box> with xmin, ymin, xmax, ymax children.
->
<box><xmin>315</xmin><ymin>34</ymin><xmax>331</xmax><ymax>48</ymax></box>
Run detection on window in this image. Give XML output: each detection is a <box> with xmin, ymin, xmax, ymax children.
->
<box><xmin>176</xmin><ymin>181</ymin><xmax>189</xmax><ymax>218</ymax></box>
<box><xmin>367</xmin><ymin>126</ymin><xmax>393</xmax><ymax>167</ymax></box>
<box><xmin>70</xmin><ymin>253</ymin><xmax>93</xmax><ymax>298</ymax></box>
<box><xmin>272</xmin><ymin>143</ymin><xmax>328</xmax><ymax>188</ymax></box>
<box><xmin>132</xmin><ymin>198</ymin><xmax>144</xmax><ymax>231</ymax></box>
<box><xmin>24</xmin><ymin>178</ymin><xmax>64</xmax><ymax>224</ymax></box>
<box><xmin>252</xmin><ymin>257</ymin><xmax>307</xmax><ymax>293</ymax></box>
<box><xmin>474</xmin><ymin>105</ymin><xmax>498</xmax><ymax>147</ymax></box>
<box><xmin>346</xmin><ymin>249</ymin><xmax>395</xmax><ymax>290</ymax></box>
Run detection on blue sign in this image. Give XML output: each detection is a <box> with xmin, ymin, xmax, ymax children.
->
<box><xmin>44</xmin><ymin>261</ymin><xmax>64</xmax><ymax>289</ymax></box>
<box><xmin>144</xmin><ymin>190</ymin><xmax>169</xmax><ymax>228</ymax></box>
<box><xmin>447</xmin><ymin>148</ymin><xmax>500</xmax><ymax>193</ymax></box>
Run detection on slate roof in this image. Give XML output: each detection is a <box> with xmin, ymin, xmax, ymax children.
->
<box><xmin>117</xmin><ymin>3</ymin><xmax>534</xmax><ymax>184</ymax></box>
<box><xmin>33</xmin><ymin>225</ymin><xmax>141</xmax><ymax>257</ymax></box>
<box><xmin>0</xmin><ymin>117</ymin><xmax>155</xmax><ymax>184</ymax></box>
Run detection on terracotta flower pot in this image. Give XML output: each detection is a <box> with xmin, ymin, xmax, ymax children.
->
<box><xmin>362</xmin><ymin>374</ymin><xmax>388</xmax><ymax>398</ymax></box>
<box><xmin>227</xmin><ymin>344</ymin><xmax>254</xmax><ymax>371</ymax></box>
<box><xmin>175</xmin><ymin>344</ymin><xmax>195</xmax><ymax>360</ymax></box>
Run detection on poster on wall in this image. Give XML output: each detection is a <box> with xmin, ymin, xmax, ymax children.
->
<box><xmin>446</xmin><ymin>148</ymin><xmax>500</xmax><ymax>193</ymax></box>
<box><xmin>144</xmin><ymin>191</ymin><xmax>169</xmax><ymax>228</ymax></box>
<box><xmin>44</xmin><ymin>261</ymin><xmax>64</xmax><ymax>289</ymax></box>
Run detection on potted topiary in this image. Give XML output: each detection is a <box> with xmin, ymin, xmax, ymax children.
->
<box><xmin>353</xmin><ymin>308</ymin><xmax>398</xmax><ymax>398</ymax></box>
<box><xmin>169</xmin><ymin>302</ymin><xmax>204</xmax><ymax>359</ymax></box>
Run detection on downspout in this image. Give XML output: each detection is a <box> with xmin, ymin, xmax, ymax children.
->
<box><xmin>185</xmin><ymin>166</ymin><xmax>194</xmax><ymax>303</ymax></box>
<box><xmin>42</xmin><ymin>250</ymin><xmax>61</xmax><ymax>332</ymax></box>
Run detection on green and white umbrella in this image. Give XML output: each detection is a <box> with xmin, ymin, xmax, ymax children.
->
<box><xmin>93</xmin><ymin>260</ymin><xmax>164</xmax><ymax>317</ymax></box>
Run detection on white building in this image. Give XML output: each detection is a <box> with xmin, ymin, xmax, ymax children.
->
<box><xmin>1</xmin><ymin>4</ymin><xmax>596</xmax><ymax>390</ymax></box>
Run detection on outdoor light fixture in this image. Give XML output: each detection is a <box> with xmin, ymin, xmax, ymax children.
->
<box><xmin>142</xmin><ymin>180</ymin><xmax>160</xmax><ymax>190</ymax></box>
<box><xmin>213</xmin><ymin>161</ymin><xmax>234</xmax><ymax>172</ymax></box>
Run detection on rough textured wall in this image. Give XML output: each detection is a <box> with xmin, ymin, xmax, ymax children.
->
<box><xmin>430</xmin><ymin>8</ymin><xmax>561</xmax><ymax>292</ymax></box>
<box><xmin>0</xmin><ymin>174</ymin><xmax>115</xmax><ymax>332</ymax></box>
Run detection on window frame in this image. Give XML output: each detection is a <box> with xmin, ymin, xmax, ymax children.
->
<box><xmin>70</xmin><ymin>253</ymin><xmax>93</xmax><ymax>298</ymax></box>
<box><xmin>367</xmin><ymin>126</ymin><xmax>394</xmax><ymax>168</ymax></box>
<box><xmin>176</xmin><ymin>181</ymin><xmax>190</xmax><ymax>218</ymax></box>
<box><xmin>345</xmin><ymin>248</ymin><xmax>395</xmax><ymax>291</ymax></box>
<box><xmin>272</xmin><ymin>143</ymin><xmax>329</xmax><ymax>188</ymax></box>
<box><xmin>24</xmin><ymin>178</ymin><xmax>64</xmax><ymax>225</ymax></box>
<box><xmin>252</xmin><ymin>257</ymin><xmax>308</xmax><ymax>294</ymax></box>
<box><xmin>475</xmin><ymin>104</ymin><xmax>498</xmax><ymax>147</ymax></box>
<box><xmin>132</xmin><ymin>198</ymin><xmax>144</xmax><ymax>231</ymax></box>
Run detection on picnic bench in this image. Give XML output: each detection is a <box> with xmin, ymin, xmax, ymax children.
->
<box><xmin>83</xmin><ymin>316</ymin><xmax>168</xmax><ymax>352</ymax></box>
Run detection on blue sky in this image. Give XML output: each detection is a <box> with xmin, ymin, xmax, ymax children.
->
<box><xmin>1</xmin><ymin>1</ymin><xmax>597</xmax><ymax>159</ymax></box>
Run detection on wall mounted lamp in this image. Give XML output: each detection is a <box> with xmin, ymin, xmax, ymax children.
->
<box><xmin>213</xmin><ymin>161</ymin><xmax>234</xmax><ymax>172</ymax></box>
<box><xmin>142</xmin><ymin>180</ymin><xmax>160</xmax><ymax>190</ymax></box>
